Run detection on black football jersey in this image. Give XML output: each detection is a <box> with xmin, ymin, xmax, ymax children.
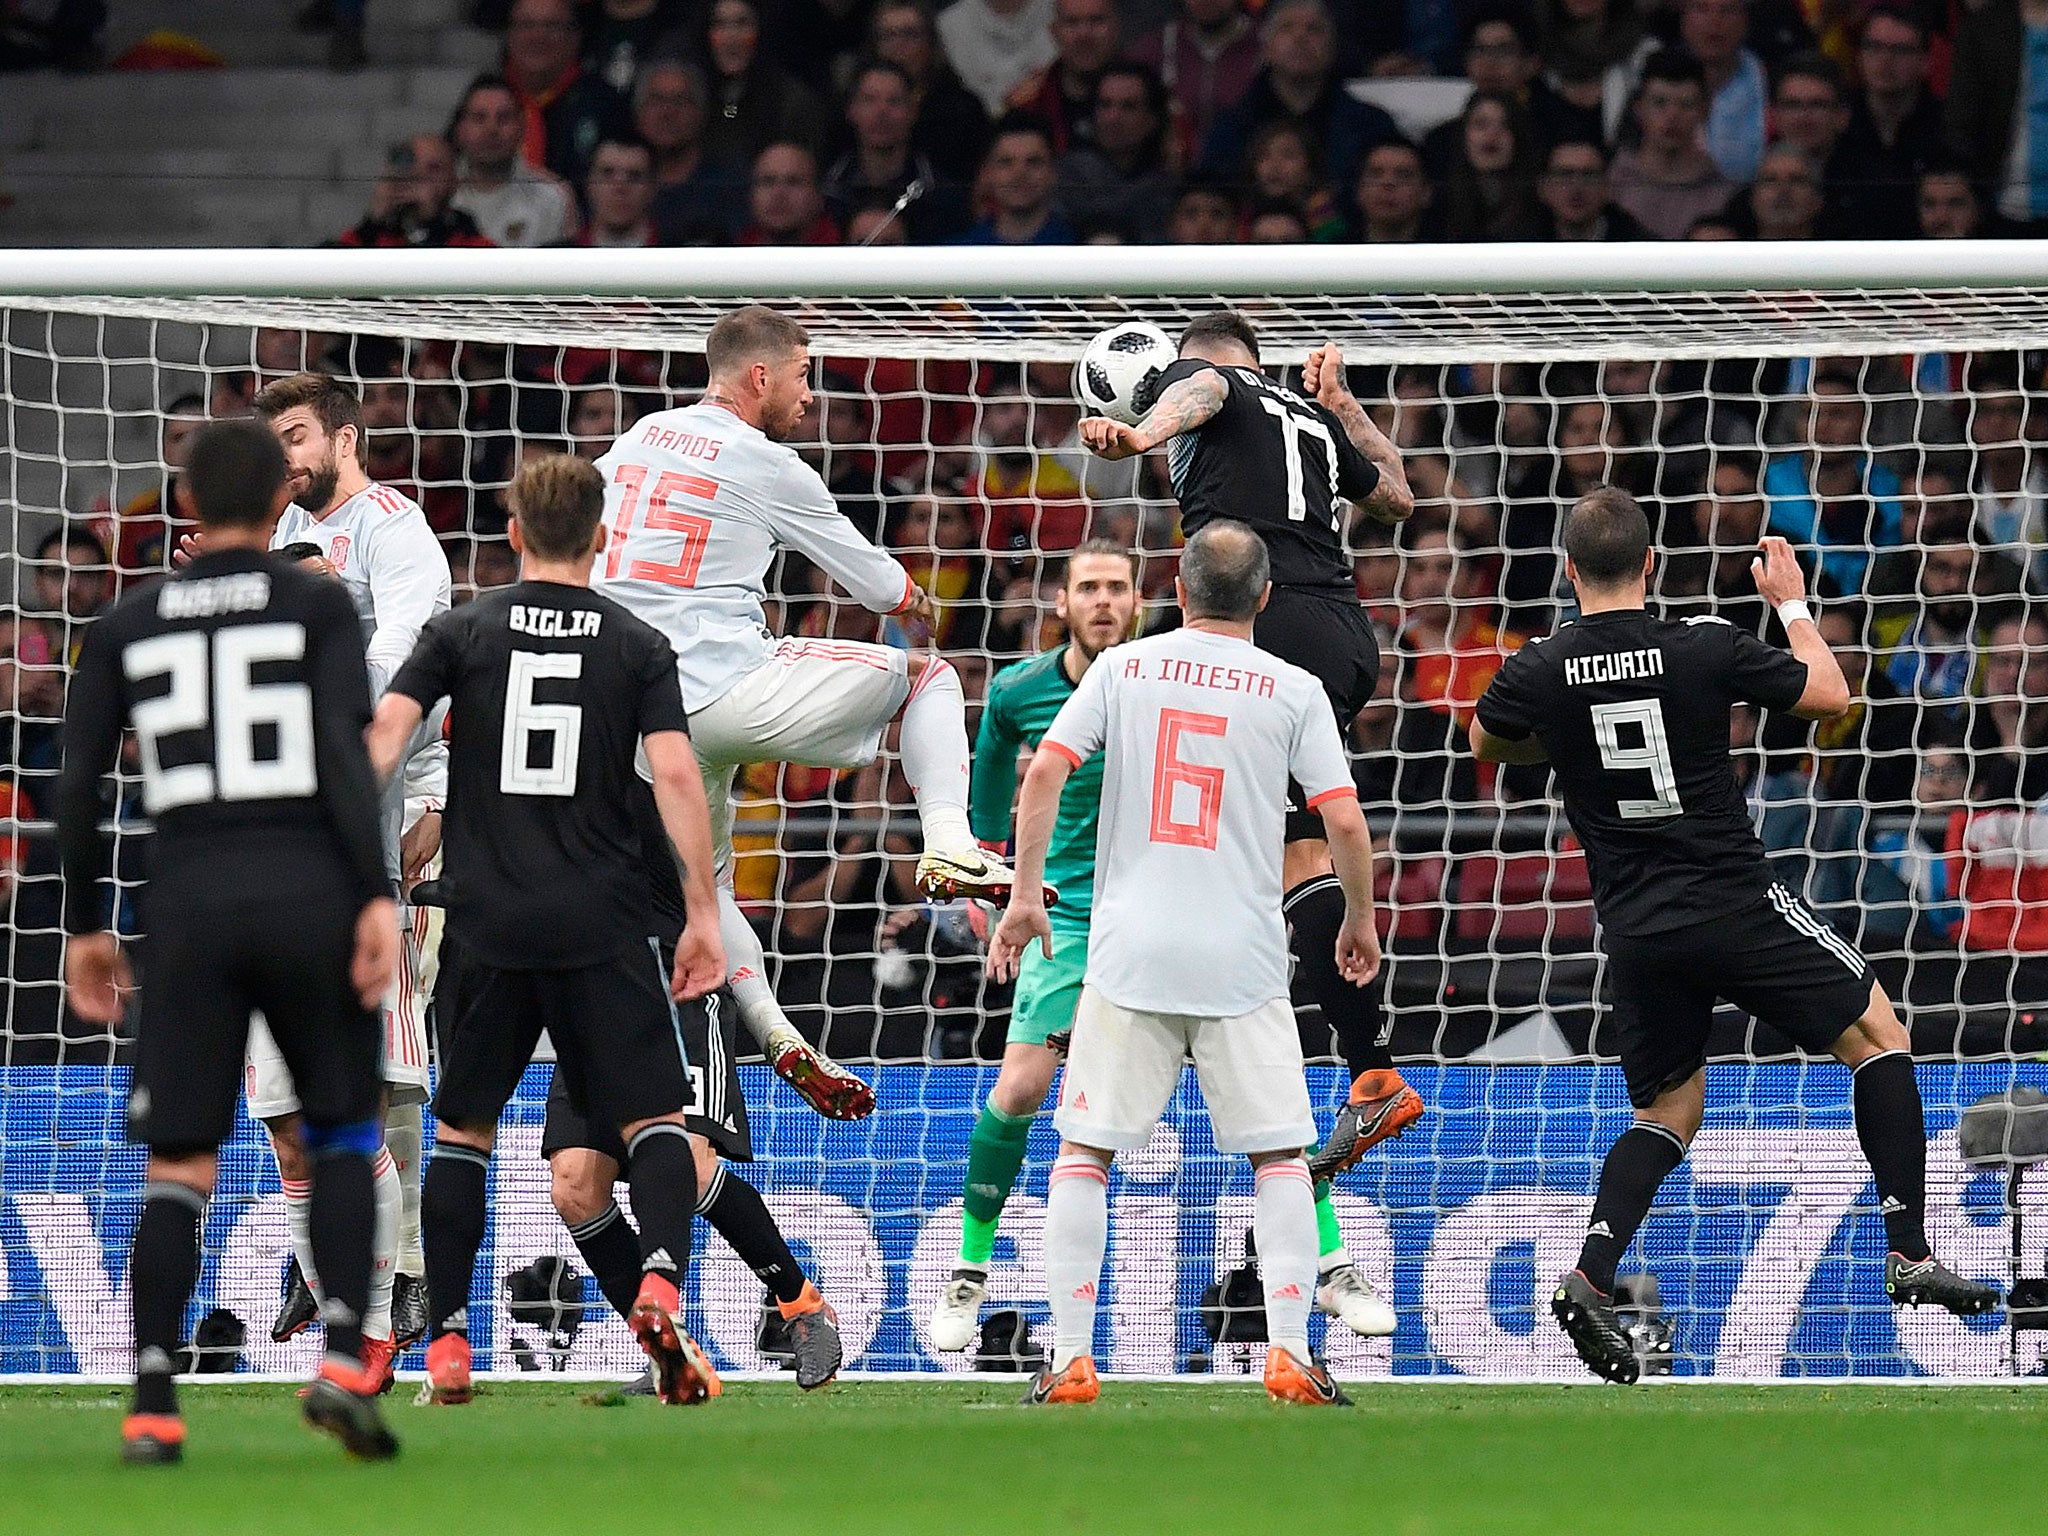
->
<box><xmin>388</xmin><ymin>580</ymin><xmax>688</xmax><ymax>969</ymax></box>
<box><xmin>1153</xmin><ymin>357</ymin><xmax>1380</xmax><ymax>591</ymax></box>
<box><xmin>1474</xmin><ymin>609</ymin><xmax>1810</xmax><ymax>937</ymax></box>
<box><xmin>55</xmin><ymin>547</ymin><xmax>388</xmax><ymax>934</ymax></box>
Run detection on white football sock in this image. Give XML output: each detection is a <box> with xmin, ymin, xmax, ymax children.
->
<box><xmin>1254</xmin><ymin>1156</ymin><xmax>1318</xmax><ymax>1361</ymax></box>
<box><xmin>1043</xmin><ymin>1153</ymin><xmax>1110</xmax><ymax>1371</ymax></box>
<box><xmin>897</xmin><ymin>657</ymin><xmax>975</xmax><ymax>856</ymax></box>
<box><xmin>280</xmin><ymin>1174</ymin><xmax>322</xmax><ymax>1300</ymax></box>
<box><xmin>719</xmin><ymin>889</ymin><xmax>791</xmax><ymax>1051</ymax></box>
<box><xmin>364</xmin><ymin>1146</ymin><xmax>401</xmax><ymax>1340</ymax></box>
<box><xmin>382</xmin><ymin>1104</ymin><xmax>424</xmax><ymax>1276</ymax></box>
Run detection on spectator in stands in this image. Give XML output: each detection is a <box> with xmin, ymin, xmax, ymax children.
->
<box><xmin>1861</xmin><ymin>744</ymin><xmax>1968</xmax><ymax>949</ymax></box>
<box><xmin>1426</xmin><ymin>5</ymin><xmax>1585</xmax><ymax>169</ymax></box>
<box><xmin>448</xmin><ymin>534</ymin><xmax>520</xmax><ymax>604</ymax></box>
<box><xmin>1918</xmin><ymin>164</ymin><xmax>1995</xmax><ymax>240</ymax></box>
<box><xmin>1953</xmin><ymin>614</ymin><xmax>2048</xmax><ymax>957</ymax></box>
<box><xmin>451</xmin><ymin>75</ymin><xmax>577</xmax><ymax>248</ymax></box>
<box><xmin>564</xmin><ymin>134</ymin><xmax>658</xmax><ymax>246</ymax></box>
<box><xmin>1352</xmin><ymin>138</ymin><xmax>1435</xmax><ymax>241</ymax></box>
<box><xmin>101</xmin><ymin>394</ymin><xmax>201</xmax><ymax>591</ymax></box>
<box><xmin>970</xmin><ymin>362</ymin><xmax>1091</xmax><ymax>559</ymax></box>
<box><xmin>637</xmin><ymin>58</ymin><xmax>742</xmax><ymax>244</ymax></box>
<box><xmin>1660</xmin><ymin>450</ymin><xmax>1770</xmax><ymax>635</ymax></box>
<box><xmin>1200</xmin><ymin>0</ymin><xmax>1398</xmax><ymax>192</ymax></box>
<box><xmin>870</xmin><ymin>0</ymin><xmax>994</xmax><ymax>182</ymax></box>
<box><xmin>1966</xmin><ymin>610</ymin><xmax>2048</xmax><ymax>796</ymax></box>
<box><xmin>1245</xmin><ymin>203</ymin><xmax>1310</xmax><ymax>241</ymax></box>
<box><xmin>1387</xmin><ymin>522</ymin><xmax>1490</xmax><ymax>806</ymax></box>
<box><xmin>1057</xmin><ymin>63</ymin><xmax>1179</xmax><ymax>243</ymax></box>
<box><xmin>1947</xmin><ymin>0</ymin><xmax>2048</xmax><ymax>231</ymax></box>
<box><xmin>1767</xmin><ymin>53</ymin><xmax>1849</xmax><ymax>200</ymax></box>
<box><xmin>1677</xmin><ymin>0</ymin><xmax>1767</xmax><ymax>187</ymax></box>
<box><xmin>1167</xmin><ymin>173</ymin><xmax>1242</xmax><ymax>241</ymax></box>
<box><xmin>1532</xmin><ymin>0</ymin><xmax>1641</xmax><ymax>145</ymax></box>
<box><xmin>1005</xmin><ymin>0</ymin><xmax>1121</xmax><ymax>155</ymax></box>
<box><xmin>22</xmin><ymin>525</ymin><xmax>112</xmax><ymax>673</ymax></box>
<box><xmin>824</xmin><ymin>59</ymin><xmax>967</xmax><ymax>243</ymax></box>
<box><xmin>1732</xmin><ymin>143</ymin><xmax>1829</xmax><ymax>239</ymax></box>
<box><xmin>338</xmin><ymin>134</ymin><xmax>494</xmax><ymax>248</ymax></box>
<box><xmin>956</xmin><ymin>115</ymin><xmax>1077</xmax><ymax>244</ymax></box>
<box><xmin>1834</xmin><ymin>4</ymin><xmax>1944</xmax><ymax>241</ymax></box>
<box><xmin>567</xmin><ymin>386</ymin><xmax>639</xmax><ymax>457</ymax></box>
<box><xmin>1134</xmin><ymin>0</ymin><xmax>1262</xmax><ymax>170</ymax></box>
<box><xmin>1436</xmin><ymin>90</ymin><xmax>1541</xmax><ymax>242</ymax></box>
<box><xmin>1243</xmin><ymin>120</ymin><xmax>1345</xmax><ymax>240</ymax></box>
<box><xmin>736</xmin><ymin>142</ymin><xmax>840</xmax><ymax>245</ymax></box>
<box><xmin>502</xmin><ymin>0</ymin><xmax>634</xmax><ymax>188</ymax></box>
<box><xmin>842</xmin><ymin>195</ymin><xmax>913</xmax><ymax>244</ymax></box>
<box><xmin>1610</xmin><ymin>50</ymin><xmax>1737</xmax><ymax>240</ymax></box>
<box><xmin>887</xmin><ymin>495</ymin><xmax>994</xmax><ymax>650</ymax></box>
<box><xmin>1528</xmin><ymin>138</ymin><xmax>1649</xmax><ymax>240</ymax></box>
<box><xmin>1963</xmin><ymin>357</ymin><xmax>2048</xmax><ymax>591</ymax></box>
<box><xmin>1871</xmin><ymin>530</ymin><xmax>2001</xmax><ymax>708</ymax></box>
<box><xmin>700</xmin><ymin>0</ymin><xmax>824</xmax><ymax>171</ymax></box>
<box><xmin>1762</xmin><ymin>363</ymin><xmax>1903</xmax><ymax>598</ymax></box>
<box><xmin>581</xmin><ymin>0</ymin><xmax>690</xmax><ymax>97</ymax></box>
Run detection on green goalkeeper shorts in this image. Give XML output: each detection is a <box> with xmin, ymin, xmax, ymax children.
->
<box><xmin>1008</xmin><ymin>919</ymin><xmax>1090</xmax><ymax>1047</ymax></box>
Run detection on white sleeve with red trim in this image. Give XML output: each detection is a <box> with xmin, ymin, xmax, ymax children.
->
<box><xmin>1040</xmin><ymin>649</ymin><xmax>1112</xmax><ymax>767</ymax></box>
<box><xmin>1288</xmin><ymin>675</ymin><xmax>1356</xmax><ymax>811</ymax></box>
<box><xmin>360</xmin><ymin>493</ymin><xmax>454</xmax><ymax>696</ymax></box>
<box><xmin>757</xmin><ymin>452</ymin><xmax>915</xmax><ymax>615</ymax></box>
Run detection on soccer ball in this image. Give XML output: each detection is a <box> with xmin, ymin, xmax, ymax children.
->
<box><xmin>1076</xmin><ymin>321</ymin><xmax>1176</xmax><ymax>425</ymax></box>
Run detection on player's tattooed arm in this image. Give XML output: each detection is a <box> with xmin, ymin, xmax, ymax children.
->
<box><xmin>1080</xmin><ymin>370</ymin><xmax>1229</xmax><ymax>460</ymax></box>
<box><xmin>1303</xmin><ymin>343</ymin><xmax>1413</xmax><ymax>527</ymax></box>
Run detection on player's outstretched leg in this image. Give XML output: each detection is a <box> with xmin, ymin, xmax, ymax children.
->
<box><xmin>1252</xmin><ymin>1154</ymin><xmax>1350</xmax><ymax>1406</ymax></box>
<box><xmin>1311</xmin><ymin>1176</ymin><xmax>1396</xmax><ymax>1337</ymax></box>
<box><xmin>123</xmin><ymin>1174</ymin><xmax>208</xmax><ymax>1464</ymax></box>
<box><xmin>1025</xmin><ymin>1149</ymin><xmax>1107</xmax><ymax>1404</ymax></box>
<box><xmin>382</xmin><ymin>1101</ymin><xmax>429</xmax><ymax>1347</ymax></box>
<box><xmin>934</xmin><ymin>1040</ymin><xmax>1061</xmax><ymax>1352</ymax></box>
<box><xmin>696</xmin><ymin>1153</ymin><xmax>842</xmax><ymax>1389</ymax></box>
<box><xmin>1836</xmin><ymin>989</ymin><xmax>2001</xmax><ymax>1316</ymax></box>
<box><xmin>620</xmin><ymin>1120</ymin><xmax>720</xmax><ymax>1405</ymax></box>
<box><xmin>268</xmin><ymin>1117</ymin><xmax>326</xmax><ymax>1339</ymax></box>
<box><xmin>421</xmin><ymin>1136</ymin><xmax>491</xmax><ymax>1405</ymax></box>
<box><xmin>718</xmin><ymin>890</ymin><xmax>875</xmax><ymax>1120</ymax></box>
<box><xmin>300</xmin><ymin>1117</ymin><xmax>398</xmax><ymax>1459</ymax></box>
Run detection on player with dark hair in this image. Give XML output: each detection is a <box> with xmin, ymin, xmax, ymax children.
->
<box><xmin>1080</xmin><ymin>308</ymin><xmax>1422</xmax><ymax>1178</ymax></box>
<box><xmin>57</xmin><ymin>419</ymin><xmax>400</xmax><ymax>1462</ymax></box>
<box><xmin>1471</xmin><ymin>487</ymin><xmax>2000</xmax><ymax>1384</ymax></box>
<box><xmin>366</xmin><ymin>452</ymin><xmax>727</xmax><ymax>1407</ymax></box>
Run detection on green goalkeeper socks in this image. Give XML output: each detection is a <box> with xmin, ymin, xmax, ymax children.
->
<box><xmin>959</xmin><ymin>1101</ymin><xmax>1035</xmax><ymax>1269</ymax></box>
<box><xmin>1314</xmin><ymin>1178</ymin><xmax>1343</xmax><ymax>1265</ymax></box>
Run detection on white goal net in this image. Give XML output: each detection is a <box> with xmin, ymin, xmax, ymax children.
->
<box><xmin>3</xmin><ymin>244</ymin><xmax>2045</xmax><ymax>1381</ymax></box>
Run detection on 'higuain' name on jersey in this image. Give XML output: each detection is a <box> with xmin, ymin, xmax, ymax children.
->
<box><xmin>1564</xmin><ymin>649</ymin><xmax>1667</xmax><ymax>686</ymax></box>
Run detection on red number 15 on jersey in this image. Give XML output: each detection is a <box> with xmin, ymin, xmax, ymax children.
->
<box><xmin>606</xmin><ymin>464</ymin><xmax>715</xmax><ymax>588</ymax></box>
<box><xmin>1150</xmin><ymin>708</ymin><xmax>1227</xmax><ymax>849</ymax></box>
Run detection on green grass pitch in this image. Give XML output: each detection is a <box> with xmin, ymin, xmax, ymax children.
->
<box><xmin>3</xmin><ymin>1379</ymin><xmax>2042</xmax><ymax>1535</ymax></box>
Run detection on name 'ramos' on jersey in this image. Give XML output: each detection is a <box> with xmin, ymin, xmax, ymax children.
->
<box><xmin>1473</xmin><ymin>610</ymin><xmax>1811</xmax><ymax>937</ymax></box>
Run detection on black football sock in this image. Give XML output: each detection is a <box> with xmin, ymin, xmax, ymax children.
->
<box><xmin>624</xmin><ymin>1123</ymin><xmax>698</xmax><ymax>1285</ymax></box>
<box><xmin>566</xmin><ymin>1202</ymin><xmax>645</xmax><ymax>1322</ymax></box>
<box><xmin>1852</xmin><ymin>1050</ymin><xmax>1931</xmax><ymax>1262</ymax></box>
<box><xmin>306</xmin><ymin>1145</ymin><xmax>375</xmax><ymax>1365</ymax></box>
<box><xmin>1285</xmin><ymin>874</ymin><xmax>1393</xmax><ymax>1076</ymax></box>
<box><xmin>1577</xmin><ymin>1123</ymin><xmax>1687</xmax><ymax>1295</ymax></box>
<box><xmin>699</xmin><ymin>1162</ymin><xmax>807</xmax><ymax>1305</ymax></box>
<box><xmin>130</xmin><ymin>1181</ymin><xmax>206</xmax><ymax>1417</ymax></box>
<box><xmin>422</xmin><ymin>1143</ymin><xmax>491</xmax><ymax>1340</ymax></box>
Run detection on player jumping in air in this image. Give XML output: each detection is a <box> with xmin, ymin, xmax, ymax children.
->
<box><xmin>367</xmin><ymin>455</ymin><xmax>727</xmax><ymax>1407</ymax></box>
<box><xmin>59</xmin><ymin>420</ymin><xmax>401</xmax><ymax>1461</ymax></box>
<box><xmin>592</xmin><ymin>304</ymin><xmax>1044</xmax><ymax>1116</ymax></box>
<box><xmin>989</xmin><ymin>522</ymin><xmax>1382</xmax><ymax>1406</ymax></box>
<box><xmin>930</xmin><ymin>542</ymin><xmax>1394</xmax><ymax>1350</ymax></box>
<box><xmin>1471</xmin><ymin>491</ymin><xmax>2001</xmax><ymax>1384</ymax></box>
<box><xmin>1081</xmin><ymin>312</ymin><xmax>1423</xmax><ymax>1179</ymax></box>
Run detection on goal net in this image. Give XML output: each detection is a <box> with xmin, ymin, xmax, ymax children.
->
<box><xmin>4</xmin><ymin>244</ymin><xmax>2045</xmax><ymax>1382</ymax></box>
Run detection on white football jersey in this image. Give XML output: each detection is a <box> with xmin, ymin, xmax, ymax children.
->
<box><xmin>1041</xmin><ymin>627</ymin><xmax>1356</xmax><ymax>1017</ymax></box>
<box><xmin>591</xmin><ymin>402</ymin><xmax>915</xmax><ymax>712</ymax></box>
<box><xmin>271</xmin><ymin>481</ymin><xmax>452</xmax><ymax>696</ymax></box>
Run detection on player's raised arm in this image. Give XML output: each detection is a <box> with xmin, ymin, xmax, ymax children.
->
<box><xmin>1080</xmin><ymin>366</ymin><xmax>1229</xmax><ymax>461</ymax></box>
<box><xmin>1303</xmin><ymin>343</ymin><xmax>1413</xmax><ymax>527</ymax></box>
<box><xmin>986</xmin><ymin>744</ymin><xmax>1072</xmax><ymax>981</ymax></box>
<box><xmin>763</xmin><ymin>455</ymin><xmax>925</xmax><ymax>619</ymax></box>
<box><xmin>644</xmin><ymin>727</ymin><xmax>727</xmax><ymax>1001</ymax></box>
<box><xmin>359</xmin><ymin>509</ymin><xmax>454</xmax><ymax>695</ymax></box>
<box><xmin>1751</xmin><ymin>535</ymin><xmax>1852</xmax><ymax>720</ymax></box>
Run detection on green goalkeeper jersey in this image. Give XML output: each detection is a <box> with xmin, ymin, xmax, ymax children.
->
<box><xmin>970</xmin><ymin>645</ymin><xmax>1103</xmax><ymax>922</ymax></box>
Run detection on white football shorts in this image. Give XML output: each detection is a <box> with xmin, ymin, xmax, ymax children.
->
<box><xmin>1052</xmin><ymin>984</ymin><xmax>1317</xmax><ymax>1156</ymax></box>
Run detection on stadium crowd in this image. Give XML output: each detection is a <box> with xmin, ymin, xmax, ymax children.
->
<box><xmin>9</xmin><ymin>1</ymin><xmax>2048</xmax><ymax>1065</ymax></box>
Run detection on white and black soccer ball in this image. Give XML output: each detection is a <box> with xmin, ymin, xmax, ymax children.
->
<box><xmin>1076</xmin><ymin>321</ymin><xmax>1176</xmax><ymax>425</ymax></box>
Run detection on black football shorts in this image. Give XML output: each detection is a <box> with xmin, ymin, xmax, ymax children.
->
<box><xmin>1603</xmin><ymin>881</ymin><xmax>1874</xmax><ymax>1108</ymax></box>
<box><xmin>540</xmin><ymin>985</ymin><xmax>749</xmax><ymax>1164</ymax></box>
<box><xmin>1249</xmin><ymin>584</ymin><xmax>1379</xmax><ymax>840</ymax></box>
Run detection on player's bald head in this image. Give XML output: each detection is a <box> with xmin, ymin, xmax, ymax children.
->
<box><xmin>1563</xmin><ymin>485</ymin><xmax>1653</xmax><ymax>589</ymax></box>
<box><xmin>187</xmin><ymin>418</ymin><xmax>289</xmax><ymax>529</ymax></box>
<box><xmin>706</xmin><ymin>305</ymin><xmax>810</xmax><ymax>381</ymax></box>
<box><xmin>1180</xmin><ymin>519</ymin><xmax>1270</xmax><ymax>621</ymax></box>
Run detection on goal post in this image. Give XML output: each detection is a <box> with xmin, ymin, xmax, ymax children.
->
<box><xmin>3</xmin><ymin>243</ymin><xmax>2045</xmax><ymax>1382</ymax></box>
